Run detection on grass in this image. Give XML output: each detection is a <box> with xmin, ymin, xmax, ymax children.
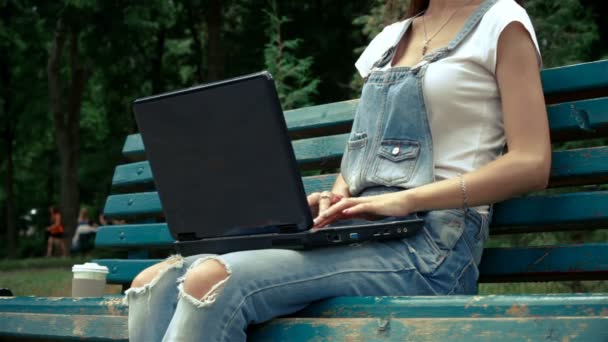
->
<box><xmin>1</xmin><ymin>252</ymin><xmax>607</xmax><ymax>297</ymax></box>
<box><xmin>0</xmin><ymin>256</ymin><xmax>122</xmax><ymax>297</ymax></box>
<box><xmin>480</xmin><ymin>281</ymin><xmax>608</xmax><ymax>295</ymax></box>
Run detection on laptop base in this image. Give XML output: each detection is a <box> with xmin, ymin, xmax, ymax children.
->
<box><xmin>175</xmin><ymin>219</ymin><xmax>424</xmax><ymax>256</ymax></box>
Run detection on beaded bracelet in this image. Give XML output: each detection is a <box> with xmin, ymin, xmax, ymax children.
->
<box><xmin>457</xmin><ymin>173</ymin><xmax>469</xmax><ymax>210</ymax></box>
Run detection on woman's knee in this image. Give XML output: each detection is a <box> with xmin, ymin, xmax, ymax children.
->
<box><xmin>183</xmin><ymin>258</ymin><xmax>230</xmax><ymax>301</ymax></box>
<box><xmin>131</xmin><ymin>255</ymin><xmax>184</xmax><ymax>289</ymax></box>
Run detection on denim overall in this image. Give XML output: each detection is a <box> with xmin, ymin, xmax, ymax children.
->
<box><xmin>125</xmin><ymin>2</ymin><xmax>496</xmax><ymax>341</ymax></box>
<box><xmin>343</xmin><ymin>0</ymin><xmax>499</xmax><ymax>198</ymax></box>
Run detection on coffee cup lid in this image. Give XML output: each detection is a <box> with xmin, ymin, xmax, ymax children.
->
<box><xmin>72</xmin><ymin>262</ymin><xmax>109</xmax><ymax>274</ymax></box>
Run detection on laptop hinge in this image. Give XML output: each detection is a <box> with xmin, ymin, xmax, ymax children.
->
<box><xmin>178</xmin><ymin>233</ymin><xmax>198</xmax><ymax>241</ymax></box>
<box><xmin>277</xmin><ymin>224</ymin><xmax>299</xmax><ymax>234</ymax></box>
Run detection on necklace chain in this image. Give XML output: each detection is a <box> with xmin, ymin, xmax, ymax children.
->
<box><xmin>421</xmin><ymin>0</ymin><xmax>475</xmax><ymax>56</ymax></box>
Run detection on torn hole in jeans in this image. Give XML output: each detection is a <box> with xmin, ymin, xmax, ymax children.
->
<box><xmin>177</xmin><ymin>256</ymin><xmax>232</xmax><ymax>308</ymax></box>
<box><xmin>123</xmin><ymin>254</ymin><xmax>185</xmax><ymax>307</ymax></box>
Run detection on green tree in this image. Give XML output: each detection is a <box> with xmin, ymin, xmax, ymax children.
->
<box><xmin>0</xmin><ymin>1</ymin><xmax>49</xmax><ymax>257</ymax></box>
<box><xmin>263</xmin><ymin>0</ymin><xmax>319</xmax><ymax>110</ymax></box>
<box><xmin>526</xmin><ymin>0</ymin><xmax>599</xmax><ymax>67</ymax></box>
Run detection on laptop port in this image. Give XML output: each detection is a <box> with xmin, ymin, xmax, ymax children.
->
<box><xmin>373</xmin><ymin>231</ymin><xmax>382</xmax><ymax>237</ymax></box>
<box><xmin>383</xmin><ymin>229</ymin><xmax>391</xmax><ymax>235</ymax></box>
<box><xmin>326</xmin><ymin>233</ymin><xmax>342</xmax><ymax>242</ymax></box>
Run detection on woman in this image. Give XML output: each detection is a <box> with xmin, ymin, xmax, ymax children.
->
<box><xmin>71</xmin><ymin>208</ymin><xmax>98</xmax><ymax>252</ymax></box>
<box><xmin>46</xmin><ymin>206</ymin><xmax>67</xmax><ymax>257</ymax></box>
<box><xmin>126</xmin><ymin>0</ymin><xmax>550</xmax><ymax>340</ymax></box>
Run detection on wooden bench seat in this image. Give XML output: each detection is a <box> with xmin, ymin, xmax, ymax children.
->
<box><xmin>1</xmin><ymin>294</ymin><xmax>607</xmax><ymax>341</ymax></box>
<box><xmin>1</xmin><ymin>60</ymin><xmax>607</xmax><ymax>341</ymax></box>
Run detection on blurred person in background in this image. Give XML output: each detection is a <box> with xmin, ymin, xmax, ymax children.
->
<box><xmin>46</xmin><ymin>206</ymin><xmax>67</xmax><ymax>257</ymax></box>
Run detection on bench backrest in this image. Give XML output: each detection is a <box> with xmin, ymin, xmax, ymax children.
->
<box><xmin>96</xmin><ymin>60</ymin><xmax>608</xmax><ymax>285</ymax></box>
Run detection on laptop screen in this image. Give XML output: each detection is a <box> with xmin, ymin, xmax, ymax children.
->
<box><xmin>133</xmin><ymin>73</ymin><xmax>313</xmax><ymax>240</ymax></box>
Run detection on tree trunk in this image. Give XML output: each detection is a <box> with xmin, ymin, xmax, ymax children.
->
<box><xmin>47</xmin><ymin>18</ymin><xmax>89</xmax><ymax>243</ymax></box>
<box><xmin>151</xmin><ymin>26</ymin><xmax>166</xmax><ymax>94</ymax></box>
<box><xmin>3</xmin><ymin>130</ymin><xmax>17</xmax><ymax>258</ymax></box>
<box><xmin>186</xmin><ymin>0</ymin><xmax>204</xmax><ymax>83</ymax></box>
<box><xmin>205</xmin><ymin>0</ymin><xmax>224</xmax><ymax>81</ymax></box>
<box><xmin>1</xmin><ymin>54</ymin><xmax>17</xmax><ymax>258</ymax></box>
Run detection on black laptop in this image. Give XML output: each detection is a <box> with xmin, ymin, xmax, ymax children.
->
<box><xmin>133</xmin><ymin>71</ymin><xmax>424</xmax><ymax>255</ymax></box>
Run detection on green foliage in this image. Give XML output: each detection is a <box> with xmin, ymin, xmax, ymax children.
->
<box><xmin>263</xmin><ymin>0</ymin><xmax>319</xmax><ymax>110</ymax></box>
<box><xmin>349</xmin><ymin>0</ymin><xmax>602</xmax><ymax>93</ymax></box>
<box><xmin>526</xmin><ymin>0</ymin><xmax>599</xmax><ymax>67</ymax></box>
<box><xmin>0</xmin><ymin>0</ymin><xmax>607</xmax><ymax>263</ymax></box>
<box><xmin>350</xmin><ymin>0</ymin><xmax>411</xmax><ymax>94</ymax></box>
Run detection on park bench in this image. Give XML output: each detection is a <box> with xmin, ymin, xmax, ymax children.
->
<box><xmin>1</xmin><ymin>60</ymin><xmax>608</xmax><ymax>341</ymax></box>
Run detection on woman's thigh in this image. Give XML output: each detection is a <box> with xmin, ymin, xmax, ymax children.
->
<box><xmin>177</xmin><ymin>208</ymin><xmax>483</xmax><ymax>326</ymax></box>
<box><xmin>180</xmin><ymin>240</ymin><xmax>436</xmax><ymax>327</ymax></box>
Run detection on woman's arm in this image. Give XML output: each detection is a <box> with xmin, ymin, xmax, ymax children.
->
<box><xmin>315</xmin><ymin>23</ymin><xmax>550</xmax><ymax>226</ymax></box>
<box><xmin>412</xmin><ymin>22</ymin><xmax>551</xmax><ymax>210</ymax></box>
<box><xmin>331</xmin><ymin>173</ymin><xmax>351</xmax><ymax>198</ymax></box>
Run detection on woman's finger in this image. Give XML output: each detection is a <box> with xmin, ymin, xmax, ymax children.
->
<box><xmin>330</xmin><ymin>194</ymin><xmax>343</xmax><ymax>204</ymax></box>
<box><xmin>318</xmin><ymin>198</ymin><xmax>358</xmax><ymax>221</ymax></box>
<box><xmin>318</xmin><ymin>191</ymin><xmax>334</xmax><ymax>214</ymax></box>
<box><xmin>307</xmin><ymin>192</ymin><xmax>320</xmax><ymax>206</ymax></box>
<box><xmin>342</xmin><ymin>202</ymin><xmax>374</xmax><ymax>216</ymax></box>
<box><xmin>313</xmin><ymin>213</ymin><xmax>344</xmax><ymax>229</ymax></box>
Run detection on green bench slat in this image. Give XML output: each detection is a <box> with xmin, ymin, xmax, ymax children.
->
<box><xmin>2</xmin><ymin>294</ymin><xmax>606</xmax><ymax>341</ymax></box>
<box><xmin>287</xmin><ymin>133</ymin><xmax>348</xmax><ymax>169</ymax></box>
<box><xmin>550</xmin><ymin>146</ymin><xmax>608</xmax><ymax>186</ymax></box>
<box><xmin>295</xmin><ymin>293</ymin><xmax>608</xmax><ymax>318</ymax></box>
<box><xmin>478</xmin><ymin>243</ymin><xmax>608</xmax><ymax>282</ymax></box>
<box><xmin>1</xmin><ymin>294</ymin><xmax>605</xmax><ymax>318</ymax></box>
<box><xmin>541</xmin><ymin>60</ymin><xmax>608</xmax><ymax>96</ymax></box>
<box><xmin>95</xmin><ymin>191</ymin><xmax>608</xmax><ymax>248</ymax></box>
<box><xmin>491</xmin><ymin>191</ymin><xmax>608</xmax><ymax>232</ymax></box>
<box><xmin>284</xmin><ymin>99</ymin><xmax>358</xmax><ymax>139</ymax></box>
<box><xmin>95</xmin><ymin>259</ymin><xmax>158</xmax><ymax>284</ymax></box>
<box><xmin>249</xmin><ymin>316</ymin><xmax>608</xmax><ymax>342</ymax></box>
<box><xmin>94</xmin><ymin>243</ymin><xmax>608</xmax><ymax>284</ymax></box>
<box><xmin>0</xmin><ymin>312</ymin><xmax>128</xmax><ymax>341</ymax></box>
<box><xmin>112</xmin><ymin>145</ymin><xmax>608</xmax><ymax>190</ymax></box>
<box><xmin>121</xmin><ymin>133</ymin><xmax>349</xmax><ymax>169</ymax></box>
<box><xmin>122</xmin><ymin>100</ymin><xmax>359</xmax><ymax>160</ymax></box>
<box><xmin>104</xmin><ymin>190</ymin><xmax>608</xmax><ymax>230</ymax></box>
<box><xmin>1</xmin><ymin>315</ymin><xmax>605</xmax><ymax>342</ymax></box>
<box><xmin>104</xmin><ymin>192</ymin><xmax>161</xmax><ymax>218</ymax></box>
<box><xmin>120</xmin><ymin>95</ymin><xmax>608</xmax><ymax>162</ymax></box>
<box><xmin>121</xmin><ymin>134</ymin><xmax>144</xmax><ymax>161</ymax></box>
<box><xmin>96</xmin><ymin>223</ymin><xmax>174</xmax><ymax>247</ymax></box>
<box><xmin>548</xmin><ymin>97</ymin><xmax>608</xmax><ymax>142</ymax></box>
<box><xmin>0</xmin><ymin>296</ymin><xmax>127</xmax><ymax>316</ymax></box>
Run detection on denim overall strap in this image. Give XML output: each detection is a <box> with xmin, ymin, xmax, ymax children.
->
<box><xmin>342</xmin><ymin>0</ymin><xmax>499</xmax><ymax>197</ymax></box>
<box><xmin>447</xmin><ymin>0</ymin><xmax>499</xmax><ymax>52</ymax></box>
<box><xmin>416</xmin><ymin>0</ymin><xmax>499</xmax><ymax>74</ymax></box>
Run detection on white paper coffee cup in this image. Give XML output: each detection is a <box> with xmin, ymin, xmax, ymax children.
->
<box><xmin>72</xmin><ymin>262</ymin><xmax>109</xmax><ymax>297</ymax></box>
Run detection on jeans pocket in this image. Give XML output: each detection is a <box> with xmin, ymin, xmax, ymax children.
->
<box><xmin>462</xmin><ymin>208</ymin><xmax>488</xmax><ymax>266</ymax></box>
<box><xmin>425</xmin><ymin>209</ymin><xmax>467</xmax><ymax>252</ymax></box>
<box><xmin>371</xmin><ymin>139</ymin><xmax>420</xmax><ymax>186</ymax></box>
<box><xmin>403</xmin><ymin>226</ymin><xmax>447</xmax><ymax>275</ymax></box>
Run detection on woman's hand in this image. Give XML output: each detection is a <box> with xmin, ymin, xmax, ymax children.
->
<box><xmin>313</xmin><ymin>191</ymin><xmax>416</xmax><ymax>228</ymax></box>
<box><xmin>307</xmin><ymin>191</ymin><xmax>344</xmax><ymax>219</ymax></box>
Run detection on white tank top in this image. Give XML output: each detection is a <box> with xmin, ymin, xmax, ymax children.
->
<box><xmin>354</xmin><ymin>0</ymin><xmax>541</xmax><ymax>214</ymax></box>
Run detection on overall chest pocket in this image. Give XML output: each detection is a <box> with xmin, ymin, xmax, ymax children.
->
<box><xmin>341</xmin><ymin>133</ymin><xmax>368</xmax><ymax>190</ymax></box>
<box><xmin>371</xmin><ymin>139</ymin><xmax>420</xmax><ymax>186</ymax></box>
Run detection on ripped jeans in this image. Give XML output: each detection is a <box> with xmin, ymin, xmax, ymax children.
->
<box><xmin>125</xmin><ymin>208</ymin><xmax>489</xmax><ymax>341</ymax></box>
